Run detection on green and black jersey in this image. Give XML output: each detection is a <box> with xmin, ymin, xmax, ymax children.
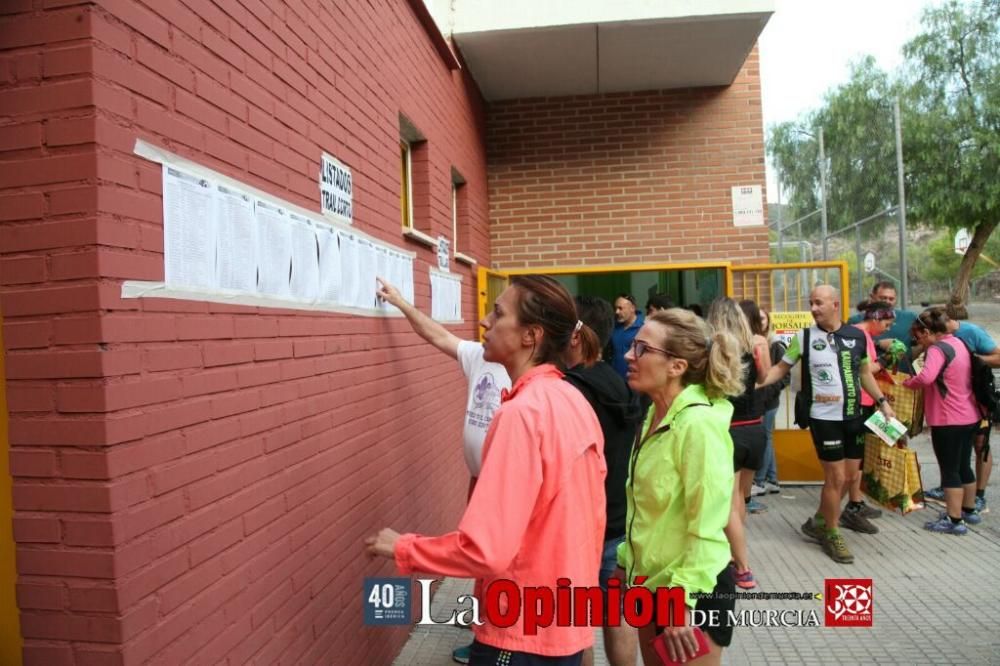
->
<box><xmin>783</xmin><ymin>324</ymin><xmax>870</xmax><ymax>421</ymax></box>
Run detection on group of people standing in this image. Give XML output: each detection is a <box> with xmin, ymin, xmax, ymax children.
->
<box><xmin>363</xmin><ymin>275</ymin><xmax>996</xmax><ymax>666</ymax></box>
<box><xmin>903</xmin><ymin>303</ymin><xmax>998</xmax><ymax>534</ymax></box>
<box><xmin>755</xmin><ymin>281</ymin><xmax>998</xmax><ymax>564</ymax></box>
<box><xmin>364</xmin><ymin>274</ymin><xmax>790</xmax><ymax>666</ymax></box>
<box><xmin>841</xmin><ymin>283</ymin><xmax>996</xmax><ymax>538</ymax></box>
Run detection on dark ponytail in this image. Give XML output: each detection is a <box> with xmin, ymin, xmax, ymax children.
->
<box><xmin>510</xmin><ymin>275</ymin><xmax>578</xmax><ymax>367</ymax></box>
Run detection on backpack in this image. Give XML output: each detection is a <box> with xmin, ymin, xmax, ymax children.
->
<box><xmin>793</xmin><ymin>329</ymin><xmax>811</xmax><ymax>429</ymax></box>
<box><xmin>931</xmin><ymin>338</ymin><xmax>1000</xmax><ymax>421</ymax></box>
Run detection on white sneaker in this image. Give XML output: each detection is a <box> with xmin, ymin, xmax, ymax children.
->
<box><xmin>764</xmin><ymin>481</ymin><xmax>781</xmax><ymax>494</ymax></box>
<box><xmin>750</xmin><ymin>484</ymin><xmax>766</xmax><ymax>497</ymax></box>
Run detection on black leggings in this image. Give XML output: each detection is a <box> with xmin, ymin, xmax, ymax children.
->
<box><xmin>931</xmin><ymin>423</ymin><xmax>979</xmax><ymax>488</ymax></box>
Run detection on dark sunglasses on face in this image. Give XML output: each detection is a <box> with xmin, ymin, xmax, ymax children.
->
<box><xmin>630</xmin><ymin>339</ymin><xmax>675</xmax><ymax>359</ymax></box>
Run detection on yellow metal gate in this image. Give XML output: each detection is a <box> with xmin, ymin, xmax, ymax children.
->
<box><xmin>728</xmin><ymin>261</ymin><xmax>849</xmax><ymax>482</ymax></box>
<box><xmin>478</xmin><ymin>260</ymin><xmax>851</xmax><ymax>483</ymax></box>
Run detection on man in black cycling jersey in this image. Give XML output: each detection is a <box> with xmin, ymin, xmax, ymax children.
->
<box><xmin>759</xmin><ymin>285</ymin><xmax>895</xmax><ymax>564</ymax></box>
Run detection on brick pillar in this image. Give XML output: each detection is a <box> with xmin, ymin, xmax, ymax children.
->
<box><xmin>0</xmin><ymin>5</ymin><xmax>132</xmax><ymax>665</ymax></box>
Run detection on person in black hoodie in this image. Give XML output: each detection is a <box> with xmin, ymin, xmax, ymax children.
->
<box><xmin>563</xmin><ymin>295</ymin><xmax>644</xmax><ymax>666</ymax></box>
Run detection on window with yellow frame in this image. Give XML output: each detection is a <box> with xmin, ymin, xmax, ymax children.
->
<box><xmin>399</xmin><ymin>114</ymin><xmax>440</xmax><ymax>247</ymax></box>
<box><xmin>400</xmin><ymin>139</ymin><xmax>413</xmax><ymax>230</ymax></box>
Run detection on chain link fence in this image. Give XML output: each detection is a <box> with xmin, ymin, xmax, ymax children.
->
<box><xmin>768</xmin><ymin>99</ymin><xmax>998</xmax><ymax>312</ymax></box>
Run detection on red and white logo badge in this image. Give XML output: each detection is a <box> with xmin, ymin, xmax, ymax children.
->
<box><xmin>824</xmin><ymin>578</ymin><xmax>873</xmax><ymax>627</ymax></box>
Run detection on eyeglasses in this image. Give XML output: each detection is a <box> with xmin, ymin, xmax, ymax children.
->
<box><xmin>630</xmin><ymin>339</ymin><xmax>675</xmax><ymax>359</ymax></box>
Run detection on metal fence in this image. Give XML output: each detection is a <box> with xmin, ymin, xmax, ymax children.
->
<box><xmin>766</xmin><ymin>99</ymin><xmax>978</xmax><ymax>311</ymax></box>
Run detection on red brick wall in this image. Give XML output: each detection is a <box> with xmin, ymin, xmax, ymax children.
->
<box><xmin>487</xmin><ymin>46</ymin><xmax>769</xmax><ymax>268</ymax></box>
<box><xmin>0</xmin><ymin>2</ymin><xmax>489</xmax><ymax>664</ymax></box>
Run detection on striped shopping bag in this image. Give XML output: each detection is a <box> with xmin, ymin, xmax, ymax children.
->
<box><xmin>876</xmin><ymin>371</ymin><xmax>925</xmax><ymax>437</ymax></box>
<box><xmin>861</xmin><ymin>434</ymin><xmax>925</xmax><ymax>514</ymax></box>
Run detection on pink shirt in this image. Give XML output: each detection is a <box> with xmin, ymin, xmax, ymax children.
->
<box><xmin>395</xmin><ymin>363</ymin><xmax>606</xmax><ymax>656</ymax></box>
<box><xmin>853</xmin><ymin>325</ymin><xmax>878</xmax><ymax>407</ymax></box>
<box><xmin>903</xmin><ymin>335</ymin><xmax>980</xmax><ymax>427</ymax></box>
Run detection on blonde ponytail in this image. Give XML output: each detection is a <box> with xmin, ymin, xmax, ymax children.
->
<box><xmin>704</xmin><ymin>330</ymin><xmax>746</xmax><ymax>399</ymax></box>
<box><xmin>646</xmin><ymin>309</ymin><xmax>745</xmax><ymax>399</ymax></box>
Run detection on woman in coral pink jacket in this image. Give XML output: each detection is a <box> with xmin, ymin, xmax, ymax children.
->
<box><xmin>367</xmin><ymin>275</ymin><xmax>606</xmax><ymax>664</ymax></box>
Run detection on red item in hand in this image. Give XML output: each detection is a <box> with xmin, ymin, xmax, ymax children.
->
<box><xmin>651</xmin><ymin>627</ymin><xmax>711</xmax><ymax>665</ymax></box>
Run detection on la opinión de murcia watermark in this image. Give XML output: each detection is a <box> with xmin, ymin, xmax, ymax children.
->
<box><xmin>363</xmin><ymin>577</ymin><xmax>863</xmax><ymax>630</ymax></box>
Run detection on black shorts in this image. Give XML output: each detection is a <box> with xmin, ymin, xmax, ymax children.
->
<box><xmin>931</xmin><ymin>423</ymin><xmax>978</xmax><ymax>487</ymax></box>
<box><xmin>731</xmin><ymin>422</ymin><xmax>766</xmax><ymax>472</ymax></box>
<box><xmin>809</xmin><ymin>418</ymin><xmax>865</xmax><ymax>462</ymax></box>
<box><xmin>654</xmin><ymin>564</ymin><xmax>736</xmax><ymax>648</ymax></box>
<box><xmin>469</xmin><ymin>641</ymin><xmax>582</xmax><ymax>665</ymax></box>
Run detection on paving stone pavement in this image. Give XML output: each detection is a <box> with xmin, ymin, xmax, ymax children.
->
<box><xmin>392</xmin><ymin>429</ymin><xmax>1000</xmax><ymax>665</ymax></box>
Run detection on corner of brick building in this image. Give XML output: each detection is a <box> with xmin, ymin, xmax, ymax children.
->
<box><xmin>2</xmin><ymin>3</ymin><xmax>489</xmax><ymax>664</ymax></box>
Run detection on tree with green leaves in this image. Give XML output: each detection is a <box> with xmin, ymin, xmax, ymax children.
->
<box><xmin>766</xmin><ymin>0</ymin><xmax>999</xmax><ymax>306</ymax></box>
<box><xmin>902</xmin><ymin>0</ymin><xmax>999</xmax><ymax>308</ymax></box>
<box><xmin>767</xmin><ymin>56</ymin><xmax>899</xmax><ymax>241</ymax></box>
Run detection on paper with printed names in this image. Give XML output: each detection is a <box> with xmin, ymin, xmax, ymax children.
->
<box><xmin>356</xmin><ymin>237</ymin><xmax>377</xmax><ymax>309</ymax></box>
<box><xmin>157</xmin><ymin>158</ymin><xmax>416</xmax><ymax>314</ymax></box>
<box><xmin>288</xmin><ymin>213</ymin><xmax>319</xmax><ymax>303</ymax></box>
<box><xmin>339</xmin><ymin>231</ymin><xmax>360</xmax><ymax>308</ymax></box>
<box><xmin>255</xmin><ymin>199</ymin><xmax>292</xmax><ymax>299</ymax></box>
<box><xmin>317</xmin><ymin>226</ymin><xmax>341</xmax><ymax>304</ymax></box>
<box><xmin>431</xmin><ymin>271</ymin><xmax>461</xmax><ymax>322</ymax></box>
<box><xmin>215</xmin><ymin>184</ymin><xmax>256</xmax><ymax>292</ymax></box>
<box><xmin>163</xmin><ymin>167</ymin><xmax>217</xmax><ymax>289</ymax></box>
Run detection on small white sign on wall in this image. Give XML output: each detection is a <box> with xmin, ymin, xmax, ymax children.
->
<box><xmin>437</xmin><ymin>236</ymin><xmax>450</xmax><ymax>272</ymax></box>
<box><xmin>731</xmin><ymin>185</ymin><xmax>764</xmax><ymax>227</ymax></box>
<box><xmin>320</xmin><ymin>152</ymin><xmax>353</xmax><ymax>225</ymax></box>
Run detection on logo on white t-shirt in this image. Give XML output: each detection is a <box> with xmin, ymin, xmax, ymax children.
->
<box><xmin>469</xmin><ymin>372</ymin><xmax>502</xmax><ymax>428</ymax></box>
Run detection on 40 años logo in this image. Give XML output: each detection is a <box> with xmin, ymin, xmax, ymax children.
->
<box><xmin>824</xmin><ymin>578</ymin><xmax>873</xmax><ymax>627</ymax></box>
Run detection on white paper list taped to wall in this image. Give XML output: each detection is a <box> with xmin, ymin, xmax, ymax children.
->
<box><xmin>430</xmin><ymin>270</ymin><xmax>462</xmax><ymax>322</ymax></box>
<box><xmin>216</xmin><ymin>184</ymin><xmax>257</xmax><ymax>292</ymax></box>
<box><xmin>163</xmin><ymin>167</ymin><xmax>217</xmax><ymax>289</ymax></box>
<box><xmin>256</xmin><ymin>199</ymin><xmax>293</xmax><ymax>299</ymax></box>
<box><xmin>136</xmin><ymin>140</ymin><xmax>421</xmax><ymax>316</ymax></box>
<box><xmin>289</xmin><ymin>213</ymin><xmax>320</xmax><ymax>303</ymax></box>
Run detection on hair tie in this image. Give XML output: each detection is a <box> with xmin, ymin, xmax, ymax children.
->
<box><xmin>574</xmin><ymin>320</ymin><xmax>583</xmax><ymax>333</ymax></box>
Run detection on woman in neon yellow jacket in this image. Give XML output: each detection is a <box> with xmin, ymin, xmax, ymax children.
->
<box><xmin>616</xmin><ymin>308</ymin><xmax>744</xmax><ymax>665</ymax></box>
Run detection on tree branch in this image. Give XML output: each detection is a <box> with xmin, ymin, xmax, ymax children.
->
<box><xmin>950</xmin><ymin>219</ymin><xmax>1000</xmax><ymax>306</ymax></box>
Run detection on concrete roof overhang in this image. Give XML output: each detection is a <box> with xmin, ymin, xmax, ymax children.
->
<box><xmin>449</xmin><ymin>1</ymin><xmax>774</xmax><ymax>100</ymax></box>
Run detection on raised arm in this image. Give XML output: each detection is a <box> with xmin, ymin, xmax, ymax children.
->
<box><xmin>979</xmin><ymin>350</ymin><xmax>1000</xmax><ymax>368</ymax></box>
<box><xmin>970</xmin><ymin>328</ymin><xmax>1000</xmax><ymax>368</ymax></box>
<box><xmin>757</xmin><ymin>360</ymin><xmax>793</xmax><ymax>388</ymax></box>
<box><xmin>377</xmin><ymin>277</ymin><xmax>461</xmax><ymax>359</ymax></box>
<box><xmin>752</xmin><ymin>335</ymin><xmax>772</xmax><ymax>376</ymax></box>
<box><xmin>860</xmin><ymin>360</ymin><xmax>895</xmax><ymax>420</ymax></box>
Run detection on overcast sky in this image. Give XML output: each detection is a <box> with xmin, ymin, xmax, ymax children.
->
<box><xmin>758</xmin><ymin>0</ymin><xmax>942</xmax><ymax>202</ymax></box>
